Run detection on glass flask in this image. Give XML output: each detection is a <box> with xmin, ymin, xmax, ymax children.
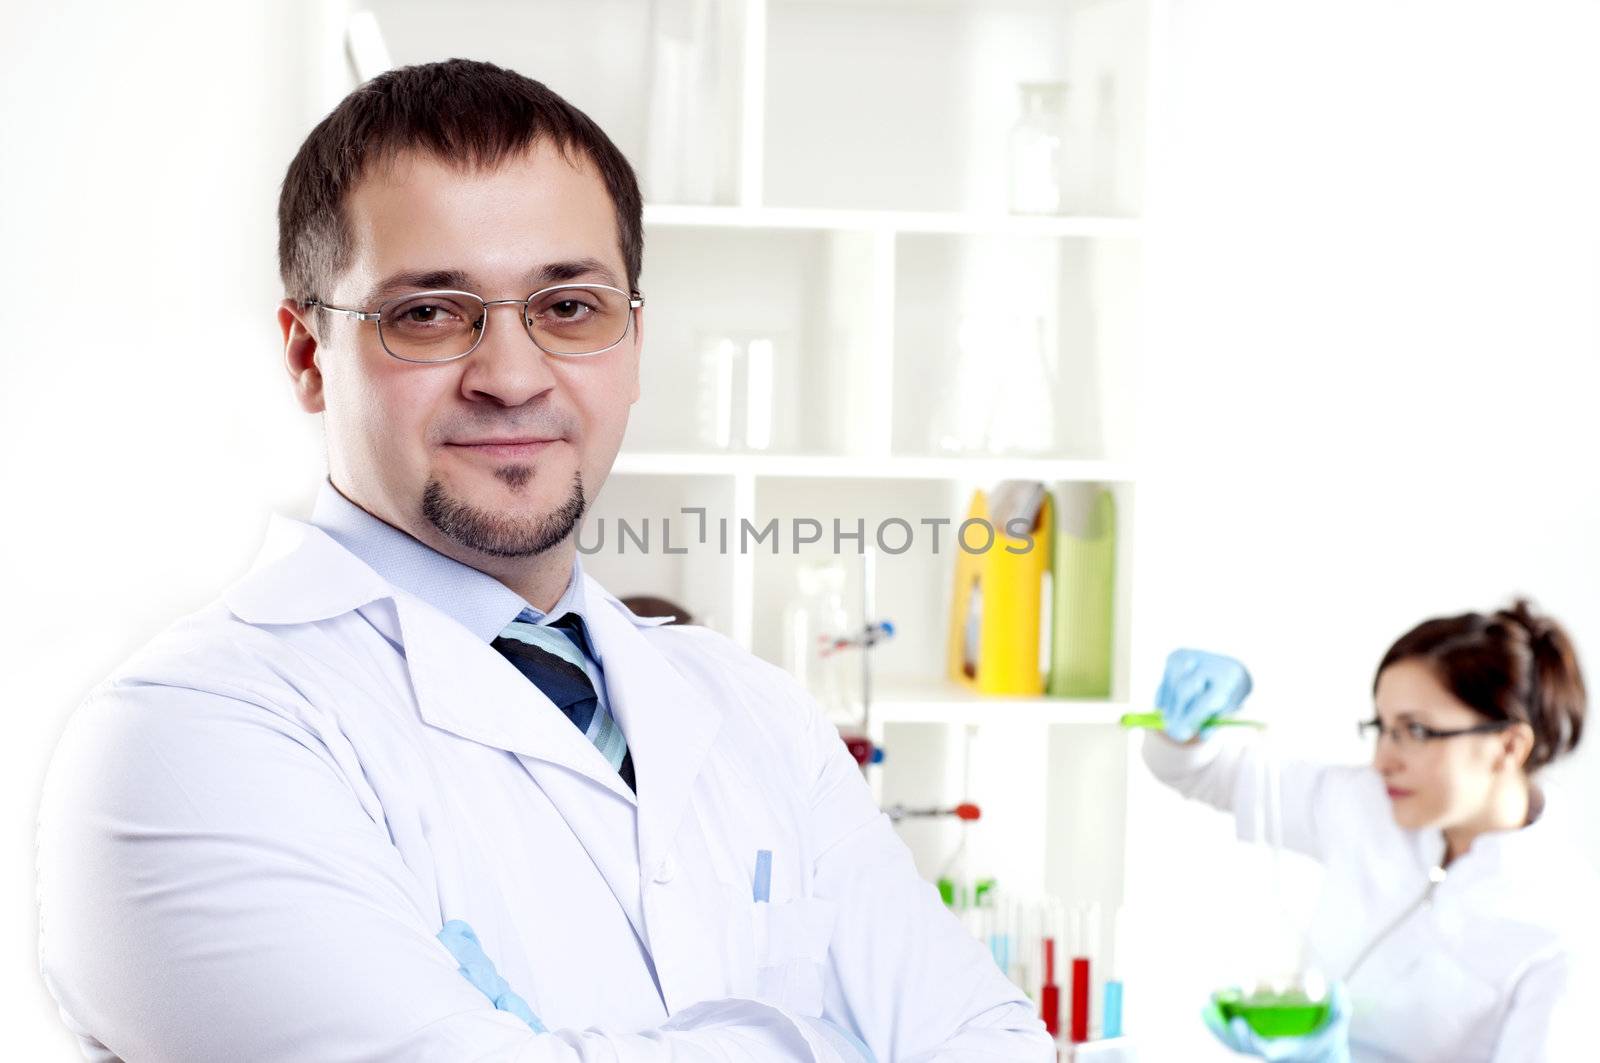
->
<box><xmin>781</xmin><ymin>562</ymin><xmax>860</xmax><ymax>729</ymax></box>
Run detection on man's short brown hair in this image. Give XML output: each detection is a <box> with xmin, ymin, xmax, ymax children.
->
<box><xmin>277</xmin><ymin>58</ymin><xmax>644</xmax><ymax>306</ymax></box>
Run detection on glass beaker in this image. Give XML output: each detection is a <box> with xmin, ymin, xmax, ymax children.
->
<box><xmin>694</xmin><ymin>333</ymin><xmax>775</xmax><ymax>451</ymax></box>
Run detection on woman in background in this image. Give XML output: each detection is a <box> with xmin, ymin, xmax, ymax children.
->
<box><xmin>1147</xmin><ymin>599</ymin><xmax>1595</xmax><ymax>1062</ymax></box>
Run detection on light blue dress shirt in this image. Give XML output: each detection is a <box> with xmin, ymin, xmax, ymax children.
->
<box><xmin>308</xmin><ymin>478</ymin><xmax>613</xmax><ymax>714</ymax></box>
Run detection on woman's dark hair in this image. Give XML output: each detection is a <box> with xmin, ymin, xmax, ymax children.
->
<box><xmin>1375</xmin><ymin>599</ymin><xmax>1586</xmax><ymax>772</ymax></box>
<box><xmin>278</xmin><ymin>58</ymin><xmax>644</xmax><ymax>307</ymax></box>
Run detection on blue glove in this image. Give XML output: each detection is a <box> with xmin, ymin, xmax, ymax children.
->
<box><xmin>1155</xmin><ymin>648</ymin><xmax>1253</xmax><ymax>742</ymax></box>
<box><xmin>1202</xmin><ymin>982</ymin><xmax>1351</xmax><ymax>1063</ymax></box>
<box><xmin>800</xmin><ymin>1016</ymin><xmax>878</xmax><ymax>1062</ymax></box>
<box><xmin>437</xmin><ymin>919</ymin><xmax>546</xmax><ymax>1032</ymax></box>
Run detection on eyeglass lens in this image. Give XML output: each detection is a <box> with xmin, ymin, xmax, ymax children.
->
<box><xmin>1360</xmin><ymin>719</ymin><xmax>1419</xmax><ymax>748</ymax></box>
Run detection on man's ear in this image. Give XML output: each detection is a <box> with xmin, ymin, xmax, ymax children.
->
<box><xmin>279</xmin><ymin>300</ymin><xmax>325</xmax><ymax>414</ymax></box>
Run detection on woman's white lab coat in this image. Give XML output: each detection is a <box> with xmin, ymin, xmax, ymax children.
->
<box><xmin>37</xmin><ymin>513</ymin><xmax>1050</xmax><ymax>1062</ymax></box>
<box><xmin>1143</xmin><ymin>732</ymin><xmax>1598</xmax><ymax>1062</ymax></box>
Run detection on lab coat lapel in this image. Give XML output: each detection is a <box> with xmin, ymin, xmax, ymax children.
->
<box><xmin>224</xmin><ymin>514</ymin><xmax>391</xmax><ymax>624</ymax></box>
<box><xmin>399</xmin><ymin>598</ymin><xmax>662</xmax><ymax>951</ymax></box>
<box><xmin>395</xmin><ymin>596</ymin><xmax>641</xmax><ymax>804</ymax></box>
<box><xmin>582</xmin><ymin>577</ymin><xmax>723</xmax><ymax>880</ymax></box>
<box><xmin>227</xmin><ymin>516</ymin><xmax>656</xmax><ymax>951</ymax></box>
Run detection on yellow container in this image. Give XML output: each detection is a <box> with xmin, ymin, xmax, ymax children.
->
<box><xmin>947</xmin><ymin>483</ymin><xmax>1054</xmax><ymax>695</ymax></box>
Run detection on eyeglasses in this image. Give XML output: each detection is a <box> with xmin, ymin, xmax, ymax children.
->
<box><xmin>306</xmin><ymin>284</ymin><xmax>645</xmax><ymax>363</ymax></box>
<box><xmin>1358</xmin><ymin>716</ymin><xmax>1510</xmax><ymax>751</ymax></box>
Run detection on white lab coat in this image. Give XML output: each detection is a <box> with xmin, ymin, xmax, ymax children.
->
<box><xmin>37</xmin><ymin>513</ymin><xmax>1051</xmax><ymax>1062</ymax></box>
<box><xmin>1143</xmin><ymin>732</ymin><xmax>1599</xmax><ymax>1062</ymax></box>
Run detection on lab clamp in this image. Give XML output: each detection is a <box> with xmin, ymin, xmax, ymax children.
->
<box><xmin>824</xmin><ymin>552</ymin><xmax>984</xmax><ymax>831</ymax></box>
<box><xmin>827</xmin><ymin>617</ymin><xmax>893</xmax><ymax>771</ymax></box>
<box><xmin>820</xmin><ymin>548</ymin><xmax>894</xmax><ymax>772</ymax></box>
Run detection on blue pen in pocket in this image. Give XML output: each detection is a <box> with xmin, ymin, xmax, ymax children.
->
<box><xmin>753</xmin><ymin>848</ymin><xmax>773</xmax><ymax>903</ymax></box>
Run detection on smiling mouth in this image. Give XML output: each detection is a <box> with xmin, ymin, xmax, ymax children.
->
<box><xmin>448</xmin><ymin>439</ymin><xmax>560</xmax><ymax>460</ymax></box>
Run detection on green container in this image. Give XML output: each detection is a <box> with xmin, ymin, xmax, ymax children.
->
<box><xmin>1212</xmin><ymin>988</ymin><xmax>1331</xmax><ymax>1038</ymax></box>
<box><xmin>1047</xmin><ymin>484</ymin><xmax>1117</xmax><ymax>698</ymax></box>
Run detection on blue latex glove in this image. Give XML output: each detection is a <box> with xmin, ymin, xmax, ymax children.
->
<box><xmin>800</xmin><ymin>1016</ymin><xmax>878</xmax><ymax>1062</ymax></box>
<box><xmin>437</xmin><ymin>919</ymin><xmax>546</xmax><ymax>1032</ymax></box>
<box><xmin>1202</xmin><ymin>982</ymin><xmax>1351</xmax><ymax>1063</ymax></box>
<box><xmin>1155</xmin><ymin>648</ymin><xmax>1253</xmax><ymax>741</ymax></box>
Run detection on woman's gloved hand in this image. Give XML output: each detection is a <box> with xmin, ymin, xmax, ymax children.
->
<box><xmin>1155</xmin><ymin>649</ymin><xmax>1253</xmax><ymax>741</ymax></box>
<box><xmin>1201</xmin><ymin>982</ymin><xmax>1352</xmax><ymax>1063</ymax></box>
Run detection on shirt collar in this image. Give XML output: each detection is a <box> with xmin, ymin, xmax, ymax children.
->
<box><xmin>308</xmin><ymin>477</ymin><xmax>588</xmax><ymax>643</ymax></box>
<box><xmin>1422</xmin><ymin>783</ymin><xmax>1568</xmax><ymax>880</ymax></box>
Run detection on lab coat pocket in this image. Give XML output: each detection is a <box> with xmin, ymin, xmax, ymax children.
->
<box><xmin>751</xmin><ymin>896</ymin><xmax>837</xmax><ymax>1018</ymax></box>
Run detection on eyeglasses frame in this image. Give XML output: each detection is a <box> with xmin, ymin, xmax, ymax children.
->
<box><xmin>305</xmin><ymin>283</ymin><xmax>645</xmax><ymax>364</ymax></box>
<box><xmin>1357</xmin><ymin>716</ymin><xmax>1512</xmax><ymax>748</ymax></box>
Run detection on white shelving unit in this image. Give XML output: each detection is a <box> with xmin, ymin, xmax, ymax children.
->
<box><xmin>645</xmin><ymin>203</ymin><xmax>1143</xmax><ymax>238</ymax></box>
<box><xmin>871</xmin><ymin>679</ymin><xmax>1129</xmax><ymax>727</ymax></box>
<box><xmin>365</xmin><ymin>0</ymin><xmax>1153</xmax><ymax>983</ymax></box>
<box><xmin>604</xmin><ymin>1</ymin><xmax>1148</xmax><ymax>949</ymax></box>
<box><xmin>612</xmin><ymin>451</ymin><xmax>1134</xmax><ymax>482</ymax></box>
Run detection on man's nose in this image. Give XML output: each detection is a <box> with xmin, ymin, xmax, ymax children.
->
<box><xmin>459</xmin><ymin>303</ymin><xmax>559</xmax><ymax>405</ymax></box>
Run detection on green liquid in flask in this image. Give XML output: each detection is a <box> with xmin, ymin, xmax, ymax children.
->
<box><xmin>1212</xmin><ymin>988</ymin><xmax>1330</xmax><ymax>1038</ymax></box>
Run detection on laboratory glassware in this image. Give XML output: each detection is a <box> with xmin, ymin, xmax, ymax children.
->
<box><xmin>781</xmin><ymin>561</ymin><xmax>858</xmax><ymax>729</ymax></box>
<box><xmin>1119</xmin><ymin>712</ymin><xmax>1265</xmax><ymax>732</ymax></box>
<box><xmin>1209</xmin><ymin>731</ymin><xmax>1334</xmax><ymax>1038</ymax></box>
<box><xmin>1009</xmin><ymin>82</ymin><xmax>1069</xmax><ymax>215</ymax></box>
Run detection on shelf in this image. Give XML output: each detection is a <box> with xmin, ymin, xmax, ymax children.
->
<box><xmin>871</xmin><ymin>680</ymin><xmax>1130</xmax><ymax>726</ymax></box>
<box><xmin>612</xmin><ymin>451</ymin><xmax>1135</xmax><ymax>483</ymax></box>
<box><xmin>644</xmin><ymin>203</ymin><xmax>1142</xmax><ymax>238</ymax></box>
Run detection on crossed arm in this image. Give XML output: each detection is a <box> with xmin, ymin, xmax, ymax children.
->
<box><xmin>38</xmin><ymin>679</ymin><xmax>1048</xmax><ymax>1061</ymax></box>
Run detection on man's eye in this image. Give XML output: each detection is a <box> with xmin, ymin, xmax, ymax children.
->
<box><xmin>385</xmin><ymin>295</ymin><xmax>475</xmax><ymax>328</ymax></box>
<box><xmin>548</xmin><ymin>299</ymin><xmax>591</xmax><ymax>320</ymax></box>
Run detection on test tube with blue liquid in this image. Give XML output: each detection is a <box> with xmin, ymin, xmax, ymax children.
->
<box><xmin>1103</xmin><ymin>905</ymin><xmax>1126</xmax><ymax>1039</ymax></box>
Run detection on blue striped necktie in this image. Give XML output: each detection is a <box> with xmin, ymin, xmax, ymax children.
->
<box><xmin>491</xmin><ymin>611</ymin><xmax>635</xmax><ymax>792</ymax></box>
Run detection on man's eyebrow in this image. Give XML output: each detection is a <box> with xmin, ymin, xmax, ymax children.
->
<box><xmin>362</xmin><ymin>259</ymin><xmax>625</xmax><ymax>305</ymax></box>
<box><xmin>531</xmin><ymin>258</ymin><xmax>623</xmax><ymax>289</ymax></box>
<box><xmin>366</xmin><ymin>269</ymin><xmax>471</xmax><ymax>304</ymax></box>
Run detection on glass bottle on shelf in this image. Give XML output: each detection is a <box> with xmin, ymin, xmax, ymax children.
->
<box><xmin>1008</xmin><ymin>81</ymin><xmax>1069</xmax><ymax>215</ymax></box>
<box><xmin>1090</xmin><ymin>72</ymin><xmax>1120</xmax><ymax>216</ymax></box>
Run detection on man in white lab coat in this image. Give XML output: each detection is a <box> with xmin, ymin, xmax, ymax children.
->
<box><xmin>35</xmin><ymin>59</ymin><xmax>1050</xmax><ymax>1062</ymax></box>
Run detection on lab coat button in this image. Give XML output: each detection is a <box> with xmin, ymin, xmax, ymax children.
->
<box><xmin>654</xmin><ymin>856</ymin><xmax>676</xmax><ymax>884</ymax></box>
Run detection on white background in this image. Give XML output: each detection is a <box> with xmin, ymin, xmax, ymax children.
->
<box><xmin>4</xmin><ymin>1</ymin><xmax>1597</xmax><ymax>1058</ymax></box>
